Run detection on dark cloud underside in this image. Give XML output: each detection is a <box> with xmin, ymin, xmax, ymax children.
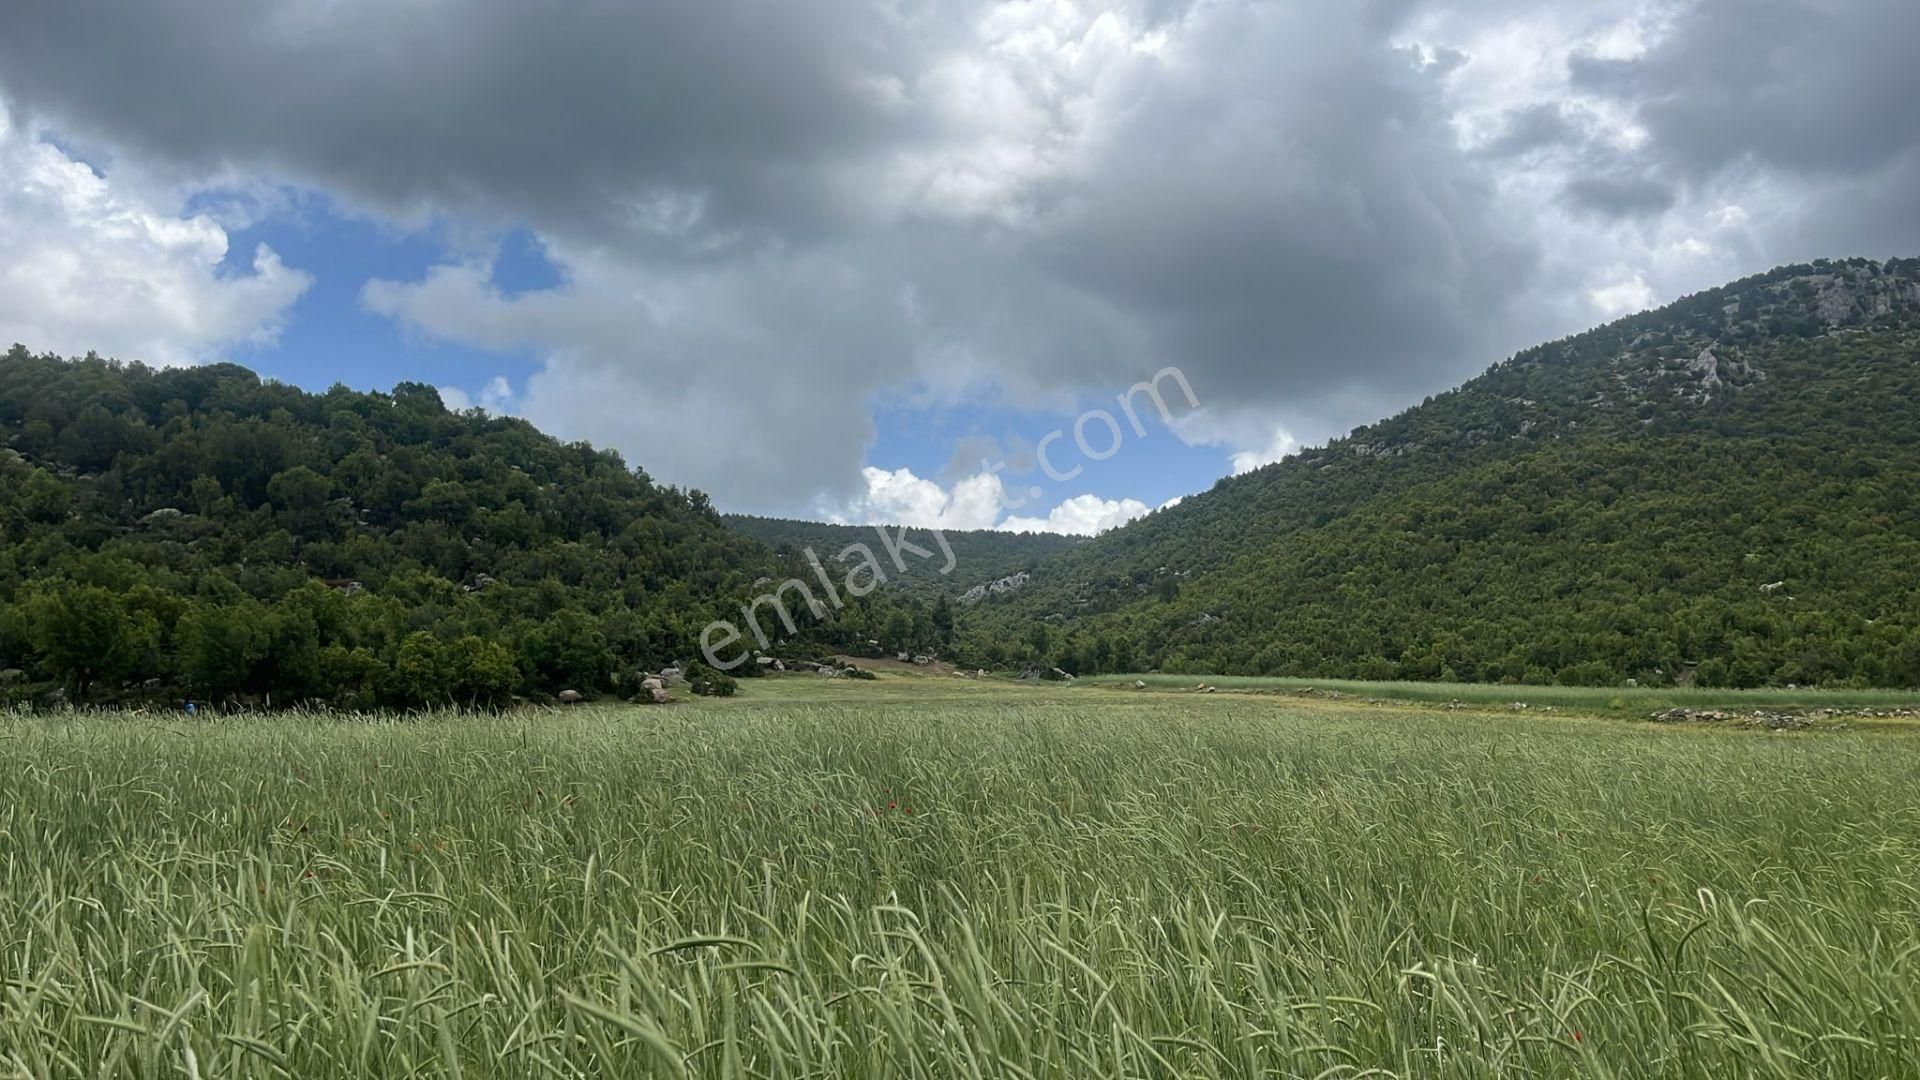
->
<box><xmin>0</xmin><ymin>0</ymin><xmax>1913</xmax><ymax>512</ymax></box>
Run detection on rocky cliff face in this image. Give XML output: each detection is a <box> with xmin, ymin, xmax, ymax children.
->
<box><xmin>959</xmin><ymin>571</ymin><xmax>1031</xmax><ymax>605</ymax></box>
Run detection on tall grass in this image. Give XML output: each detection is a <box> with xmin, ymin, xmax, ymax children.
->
<box><xmin>3</xmin><ymin>696</ymin><xmax>1918</xmax><ymax>1076</ymax></box>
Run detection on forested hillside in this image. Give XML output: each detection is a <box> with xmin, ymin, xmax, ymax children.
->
<box><xmin>961</xmin><ymin>258</ymin><xmax>1920</xmax><ymax>687</ymax></box>
<box><xmin>724</xmin><ymin>514</ymin><xmax>1079</xmax><ymax>602</ymax></box>
<box><xmin>0</xmin><ymin>350</ymin><xmax>800</xmax><ymax>706</ymax></box>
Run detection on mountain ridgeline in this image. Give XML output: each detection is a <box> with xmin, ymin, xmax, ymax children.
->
<box><xmin>960</xmin><ymin>258</ymin><xmax>1920</xmax><ymax>687</ymax></box>
<box><xmin>723</xmin><ymin>514</ymin><xmax>1081</xmax><ymax>603</ymax></box>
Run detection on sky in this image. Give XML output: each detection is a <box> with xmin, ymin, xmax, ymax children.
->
<box><xmin>1</xmin><ymin>0</ymin><xmax>1916</xmax><ymax>533</ymax></box>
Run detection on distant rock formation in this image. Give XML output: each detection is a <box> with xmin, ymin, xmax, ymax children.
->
<box><xmin>959</xmin><ymin>571</ymin><xmax>1031</xmax><ymax>605</ymax></box>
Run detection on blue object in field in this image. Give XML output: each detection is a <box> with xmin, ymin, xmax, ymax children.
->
<box><xmin>185</xmin><ymin>701</ymin><xmax>197</xmax><ymax>715</ymax></box>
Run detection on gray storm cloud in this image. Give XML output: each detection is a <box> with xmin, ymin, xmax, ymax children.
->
<box><xmin>0</xmin><ymin>0</ymin><xmax>1914</xmax><ymax>512</ymax></box>
<box><xmin>1566</xmin><ymin>0</ymin><xmax>1920</xmax><ymax>256</ymax></box>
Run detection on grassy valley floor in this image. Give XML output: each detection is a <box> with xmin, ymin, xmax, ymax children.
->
<box><xmin>3</xmin><ymin>676</ymin><xmax>1919</xmax><ymax>1077</ymax></box>
<box><xmin>1083</xmin><ymin>672</ymin><xmax>1920</xmax><ymax>713</ymax></box>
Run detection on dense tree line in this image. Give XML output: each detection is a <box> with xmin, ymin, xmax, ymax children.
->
<box><xmin>0</xmin><ymin>350</ymin><xmax>960</xmax><ymax>708</ymax></box>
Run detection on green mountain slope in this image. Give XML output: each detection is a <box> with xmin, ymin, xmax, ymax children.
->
<box><xmin>962</xmin><ymin>257</ymin><xmax>1920</xmax><ymax>687</ymax></box>
<box><xmin>0</xmin><ymin>351</ymin><xmax>786</xmax><ymax>706</ymax></box>
<box><xmin>723</xmin><ymin>514</ymin><xmax>1080</xmax><ymax>602</ymax></box>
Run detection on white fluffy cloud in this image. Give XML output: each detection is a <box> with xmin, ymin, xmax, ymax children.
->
<box><xmin>1588</xmin><ymin>272</ymin><xmax>1656</xmax><ymax>317</ymax></box>
<box><xmin>1171</xmin><ymin>407</ymin><xmax>1302</xmax><ymax>475</ymax></box>
<box><xmin>0</xmin><ymin>104</ymin><xmax>307</xmax><ymax>365</ymax></box>
<box><xmin>824</xmin><ymin>464</ymin><xmax>1150</xmax><ymax>535</ymax></box>
<box><xmin>437</xmin><ymin>375</ymin><xmax>515</xmax><ymax>415</ymax></box>
<box><xmin>1228</xmin><ymin>429</ymin><xmax>1302</xmax><ymax>476</ymax></box>
<box><xmin>828</xmin><ymin>466</ymin><xmax>1007</xmax><ymax>531</ymax></box>
<box><xmin>999</xmin><ymin>492</ymin><xmax>1151</xmax><ymax>535</ymax></box>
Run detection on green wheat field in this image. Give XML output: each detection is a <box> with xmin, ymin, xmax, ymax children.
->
<box><xmin>4</xmin><ymin>678</ymin><xmax>1919</xmax><ymax>1077</ymax></box>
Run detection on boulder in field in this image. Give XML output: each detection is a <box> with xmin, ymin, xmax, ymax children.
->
<box><xmin>558</xmin><ymin>689</ymin><xmax>585</xmax><ymax>705</ymax></box>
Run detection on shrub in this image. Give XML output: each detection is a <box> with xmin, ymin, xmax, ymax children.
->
<box><xmin>445</xmin><ymin>636</ymin><xmax>519</xmax><ymax>708</ymax></box>
<box><xmin>1555</xmin><ymin>660</ymin><xmax>1620</xmax><ymax>688</ymax></box>
<box><xmin>686</xmin><ymin>662</ymin><xmax>737</xmax><ymax>697</ymax></box>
